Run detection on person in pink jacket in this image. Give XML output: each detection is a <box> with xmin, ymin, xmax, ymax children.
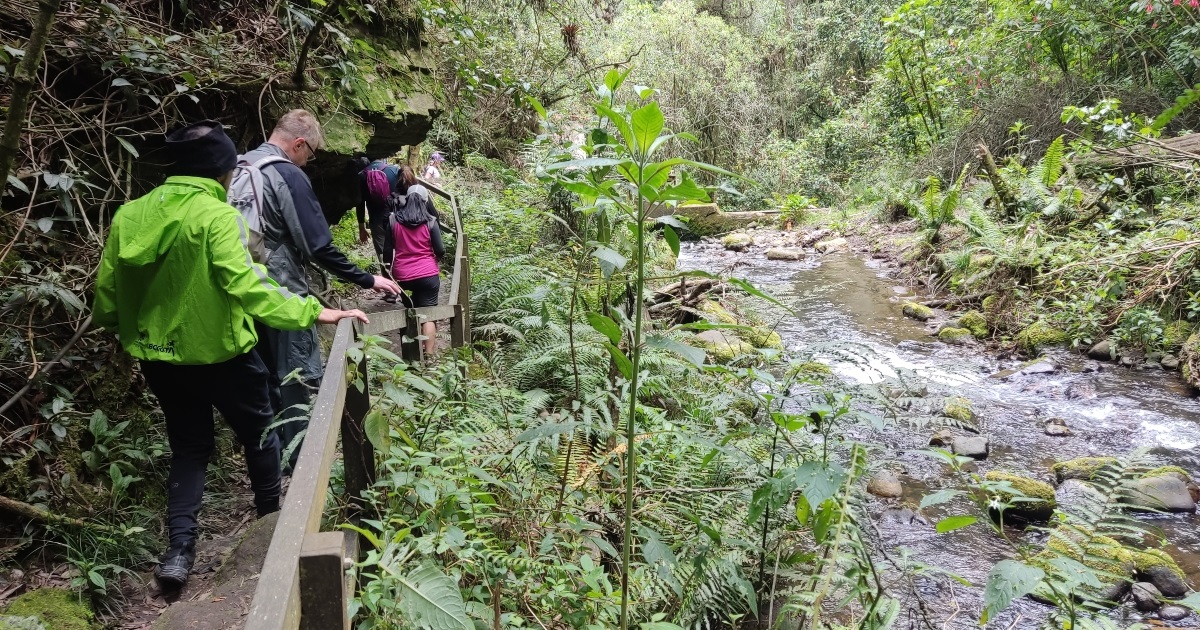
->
<box><xmin>384</xmin><ymin>166</ymin><xmax>444</xmax><ymax>356</ymax></box>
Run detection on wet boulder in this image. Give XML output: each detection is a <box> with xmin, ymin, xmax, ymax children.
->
<box><xmin>1055</xmin><ymin>479</ymin><xmax>1104</xmax><ymax>514</ymax></box>
<box><xmin>867</xmin><ymin>472</ymin><xmax>903</xmax><ymax>498</ymax></box>
<box><xmin>1015</xmin><ymin>321</ymin><xmax>1068</xmax><ymax>355</ymax></box>
<box><xmin>942</xmin><ymin>396</ymin><xmax>976</xmax><ymax>425</ymax></box>
<box><xmin>879</xmin><ymin>506</ymin><xmax>931</xmax><ymax>528</ymax></box>
<box><xmin>1161</xmin><ymin>353</ymin><xmax>1181</xmax><ymax>370</ymax></box>
<box><xmin>951</xmin><ymin>436</ymin><xmax>989</xmax><ymax>460</ymax></box>
<box><xmin>814</xmin><ymin>237</ymin><xmax>848</xmax><ymax>253</ymax></box>
<box><xmin>1123</xmin><ymin>468</ymin><xmax>1197</xmax><ymax>513</ymax></box>
<box><xmin>929</xmin><ymin>429</ymin><xmax>956</xmax><ymax>447</ymax></box>
<box><xmin>721</xmin><ymin>232</ymin><xmax>753</xmax><ymax>251</ymax></box>
<box><xmin>902</xmin><ymin>302</ymin><xmax>934</xmax><ymax>322</ymax></box>
<box><xmin>691</xmin><ymin>330</ymin><xmax>754</xmax><ymax>364</ymax></box>
<box><xmin>957</xmin><ymin>310</ymin><xmax>989</xmax><ymax>339</ymax></box>
<box><xmin>1043</xmin><ymin>418</ymin><xmax>1071</xmax><ymax>437</ymax></box>
<box><xmin>1131</xmin><ymin>582</ymin><xmax>1162</xmax><ymax>612</ymax></box>
<box><xmin>765</xmin><ymin>247</ymin><xmax>805</xmax><ymax>261</ymax></box>
<box><xmin>984</xmin><ymin>472</ymin><xmax>1057</xmax><ymax>522</ymax></box>
<box><xmin>937</xmin><ymin>327</ymin><xmax>974</xmax><ymax>345</ymax></box>
<box><xmin>1132</xmin><ymin>547</ymin><xmax>1190</xmax><ymax>597</ymax></box>
<box><xmin>1050</xmin><ymin>457</ymin><xmax>1118</xmax><ymax>484</ymax></box>
<box><xmin>1088</xmin><ymin>339</ymin><xmax>1115</xmax><ymax>361</ymax></box>
<box><xmin>1179</xmin><ymin>332</ymin><xmax>1200</xmax><ymax>388</ymax></box>
<box><xmin>1160</xmin><ymin>605</ymin><xmax>1190</xmax><ymax>621</ymax></box>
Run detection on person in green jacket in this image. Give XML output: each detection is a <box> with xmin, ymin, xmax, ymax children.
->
<box><xmin>92</xmin><ymin>120</ymin><xmax>367</xmax><ymax>591</ymax></box>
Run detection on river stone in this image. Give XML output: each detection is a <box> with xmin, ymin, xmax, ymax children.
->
<box><xmin>1142</xmin><ymin>565</ymin><xmax>1190</xmax><ymax>597</ymax></box>
<box><xmin>814</xmin><ymin>237</ymin><xmax>848</xmax><ymax>253</ymax></box>
<box><xmin>1131</xmin><ymin>582</ymin><xmax>1162</xmax><ymax>611</ymax></box>
<box><xmin>722</xmin><ymin>232</ymin><xmax>753</xmax><ymax>251</ymax></box>
<box><xmin>800</xmin><ymin>228</ymin><xmax>832</xmax><ymax>246</ymax></box>
<box><xmin>1088</xmin><ymin>340</ymin><xmax>1115</xmax><ymax>361</ymax></box>
<box><xmin>1055</xmin><ymin>479</ymin><xmax>1104</xmax><ymax>514</ymax></box>
<box><xmin>1133</xmin><ymin>583</ymin><xmax>1165</xmax><ymax>612</ymax></box>
<box><xmin>951</xmin><ymin>436</ymin><xmax>989</xmax><ymax>460</ymax></box>
<box><xmin>1160</xmin><ymin>605</ymin><xmax>1190</xmax><ymax>621</ymax></box>
<box><xmin>902</xmin><ymin>302</ymin><xmax>934</xmax><ymax>322</ymax></box>
<box><xmin>1123</xmin><ymin>475</ymin><xmax>1198</xmax><ymax>513</ymax></box>
<box><xmin>765</xmin><ymin>247</ymin><xmax>805</xmax><ymax>261</ymax></box>
<box><xmin>929</xmin><ymin>430</ymin><xmax>956</xmax><ymax>447</ymax></box>
<box><xmin>867</xmin><ymin>472</ymin><xmax>903</xmax><ymax>498</ymax></box>
<box><xmin>1161</xmin><ymin>353</ymin><xmax>1180</xmax><ymax>370</ymax></box>
<box><xmin>1043</xmin><ymin>422</ymin><xmax>1071</xmax><ymax>437</ymax></box>
<box><xmin>879</xmin><ymin>507</ymin><xmax>931</xmax><ymax>527</ymax></box>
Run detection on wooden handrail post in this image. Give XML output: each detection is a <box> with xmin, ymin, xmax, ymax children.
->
<box><xmin>401</xmin><ymin>309</ymin><xmax>422</xmax><ymax>363</ymax></box>
<box><xmin>341</xmin><ymin>325</ymin><xmax>374</xmax><ymax>520</ymax></box>
<box><xmin>299</xmin><ymin>531</ymin><xmax>358</xmax><ymax>630</ymax></box>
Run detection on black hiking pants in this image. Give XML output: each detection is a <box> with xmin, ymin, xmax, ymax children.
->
<box><xmin>141</xmin><ymin>351</ymin><xmax>282</xmax><ymax>548</ymax></box>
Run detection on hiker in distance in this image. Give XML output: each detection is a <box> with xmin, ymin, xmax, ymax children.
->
<box><xmin>385</xmin><ymin>165</ymin><xmax>445</xmax><ymax>357</ymax></box>
<box><xmin>240</xmin><ymin>110</ymin><xmax>401</xmax><ymax>473</ymax></box>
<box><xmin>93</xmin><ymin>120</ymin><xmax>369</xmax><ymax>591</ymax></box>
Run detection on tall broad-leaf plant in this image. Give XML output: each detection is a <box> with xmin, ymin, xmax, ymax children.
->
<box><xmin>535</xmin><ymin>69</ymin><xmax>734</xmax><ymax>630</ymax></box>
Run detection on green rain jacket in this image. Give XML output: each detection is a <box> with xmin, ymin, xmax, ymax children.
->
<box><xmin>93</xmin><ymin>176</ymin><xmax>322</xmax><ymax>365</ymax></box>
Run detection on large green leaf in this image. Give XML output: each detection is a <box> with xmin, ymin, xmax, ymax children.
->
<box><xmin>593</xmin><ymin>245</ymin><xmax>628</xmax><ymax>278</ymax></box>
<box><xmin>631</xmin><ymin>102</ymin><xmax>665</xmax><ymax>156</ymax></box>
<box><xmin>793</xmin><ymin>461</ymin><xmax>845</xmax><ymax>506</ymax></box>
<box><xmin>934</xmin><ymin>515</ymin><xmax>977</xmax><ymax>533</ymax></box>
<box><xmin>604</xmin><ymin>342</ymin><xmax>634</xmax><ymax>379</ymax></box>
<box><xmin>586</xmin><ymin>312</ymin><xmax>622</xmax><ymax>345</ymax></box>
<box><xmin>363</xmin><ymin>409</ymin><xmax>389</xmax><ymax>452</ymax></box>
<box><xmin>645</xmin><ymin>334</ymin><xmax>705</xmax><ymax>367</ymax></box>
<box><xmin>395</xmin><ymin>563</ymin><xmax>473</xmax><ymax>630</ymax></box>
<box><xmin>981</xmin><ymin>560</ymin><xmax>1044</xmax><ymax>623</ymax></box>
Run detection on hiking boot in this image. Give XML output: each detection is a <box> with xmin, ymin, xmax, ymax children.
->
<box><xmin>156</xmin><ymin>541</ymin><xmax>196</xmax><ymax>591</ymax></box>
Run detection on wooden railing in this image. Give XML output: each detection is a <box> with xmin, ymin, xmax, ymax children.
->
<box><xmin>246</xmin><ymin>180</ymin><xmax>469</xmax><ymax>630</ymax></box>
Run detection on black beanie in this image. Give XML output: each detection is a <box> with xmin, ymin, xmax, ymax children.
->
<box><xmin>164</xmin><ymin>120</ymin><xmax>238</xmax><ymax>179</ymax></box>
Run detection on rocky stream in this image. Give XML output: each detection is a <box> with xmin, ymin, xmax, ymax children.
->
<box><xmin>679</xmin><ymin>231</ymin><xmax>1200</xmax><ymax>628</ymax></box>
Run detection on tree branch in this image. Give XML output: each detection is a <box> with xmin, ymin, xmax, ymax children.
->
<box><xmin>0</xmin><ymin>0</ymin><xmax>63</xmax><ymax>183</ymax></box>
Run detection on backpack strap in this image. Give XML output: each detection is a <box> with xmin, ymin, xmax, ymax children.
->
<box><xmin>252</xmin><ymin>155</ymin><xmax>291</xmax><ymax>170</ymax></box>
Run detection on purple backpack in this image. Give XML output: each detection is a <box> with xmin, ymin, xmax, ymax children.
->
<box><xmin>365</xmin><ymin>167</ymin><xmax>390</xmax><ymax>205</ymax></box>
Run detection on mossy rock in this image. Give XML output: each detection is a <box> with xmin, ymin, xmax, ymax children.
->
<box><xmin>958</xmin><ymin>310</ymin><xmax>989</xmax><ymax>338</ymax></box>
<box><xmin>1051</xmin><ymin>457</ymin><xmax>1118</xmax><ymax>483</ymax></box>
<box><xmin>1141</xmin><ymin>465</ymin><xmax>1192</xmax><ymax>483</ymax></box>
<box><xmin>984</xmin><ymin>471</ymin><xmax>1057</xmax><ymax>521</ymax></box>
<box><xmin>942</xmin><ymin>396</ymin><xmax>975</xmax><ymax>424</ymax></box>
<box><xmin>699</xmin><ymin>300</ymin><xmax>738</xmax><ymax>325</ymax></box>
<box><xmin>981</xmin><ymin>295</ymin><xmax>1001</xmax><ymax>314</ymax></box>
<box><xmin>1163</xmin><ymin>321</ymin><xmax>1194</xmax><ymax>351</ymax></box>
<box><xmin>1130</xmin><ymin>548</ymin><xmax>1187</xmax><ymax>581</ymax></box>
<box><xmin>937</xmin><ymin>326</ymin><xmax>974</xmax><ymax>345</ymax></box>
<box><xmin>1043</xmin><ymin>533</ymin><xmax>1135</xmax><ymax>578</ymax></box>
<box><xmin>691</xmin><ymin>329</ymin><xmax>754</xmax><ymax>364</ymax></box>
<box><xmin>721</xmin><ymin>232</ymin><xmax>753</xmax><ymax>251</ymax></box>
<box><xmin>1182</xmin><ymin>332</ymin><xmax>1200</xmax><ymax>388</ymax></box>
<box><xmin>787</xmin><ymin>361</ymin><xmax>832</xmax><ymax>381</ymax></box>
<box><xmin>744</xmin><ymin>327</ymin><xmax>783</xmax><ymax>350</ymax></box>
<box><xmin>902</xmin><ymin>302</ymin><xmax>933</xmax><ymax>322</ymax></box>
<box><xmin>1</xmin><ymin>589</ymin><xmax>91</xmax><ymax>630</ymax></box>
<box><xmin>0</xmin><ymin>616</ymin><xmax>46</xmax><ymax>630</ymax></box>
<box><xmin>1015</xmin><ymin>321</ymin><xmax>1067</xmax><ymax>355</ymax></box>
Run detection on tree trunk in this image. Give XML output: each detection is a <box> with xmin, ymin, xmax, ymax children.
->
<box><xmin>974</xmin><ymin>143</ymin><xmax>1019</xmax><ymax>219</ymax></box>
<box><xmin>0</xmin><ymin>0</ymin><xmax>63</xmax><ymax>183</ymax></box>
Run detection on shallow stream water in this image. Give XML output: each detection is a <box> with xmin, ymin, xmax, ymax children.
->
<box><xmin>678</xmin><ymin>242</ymin><xmax>1200</xmax><ymax>628</ymax></box>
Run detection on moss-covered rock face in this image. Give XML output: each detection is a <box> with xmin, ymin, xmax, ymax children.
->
<box><xmin>1142</xmin><ymin>465</ymin><xmax>1192</xmax><ymax>483</ymax></box>
<box><xmin>744</xmin><ymin>328</ymin><xmax>783</xmax><ymax>350</ymax></box>
<box><xmin>1051</xmin><ymin>456</ymin><xmax>1118</xmax><ymax>483</ymax></box>
<box><xmin>937</xmin><ymin>326</ymin><xmax>973</xmax><ymax>345</ymax></box>
<box><xmin>957</xmin><ymin>310</ymin><xmax>989</xmax><ymax>338</ymax></box>
<box><xmin>1180</xmin><ymin>331</ymin><xmax>1200</xmax><ymax>389</ymax></box>
<box><xmin>1042</xmin><ymin>533</ymin><xmax>1135</xmax><ymax>577</ymax></box>
<box><xmin>942</xmin><ymin>396</ymin><xmax>975</xmax><ymax>424</ymax></box>
<box><xmin>902</xmin><ymin>302</ymin><xmax>933</xmax><ymax>322</ymax></box>
<box><xmin>787</xmin><ymin>361</ymin><xmax>833</xmax><ymax>381</ymax></box>
<box><xmin>691</xmin><ymin>329</ymin><xmax>754</xmax><ymax>364</ymax></box>
<box><xmin>981</xmin><ymin>295</ymin><xmax>1001</xmax><ymax>314</ymax></box>
<box><xmin>1015</xmin><ymin>321</ymin><xmax>1067</xmax><ymax>355</ymax></box>
<box><xmin>1163</xmin><ymin>321</ymin><xmax>1194</xmax><ymax>351</ymax></box>
<box><xmin>984</xmin><ymin>471</ymin><xmax>1057</xmax><ymax>521</ymax></box>
<box><xmin>1130</xmin><ymin>548</ymin><xmax>1187</xmax><ymax>581</ymax></box>
<box><xmin>1</xmin><ymin>589</ymin><xmax>92</xmax><ymax>630</ymax></box>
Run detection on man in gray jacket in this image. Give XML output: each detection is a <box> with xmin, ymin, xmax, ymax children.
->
<box><xmin>243</xmin><ymin>109</ymin><xmax>400</xmax><ymax>472</ymax></box>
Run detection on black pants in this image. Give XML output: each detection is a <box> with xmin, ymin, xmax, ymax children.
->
<box><xmin>141</xmin><ymin>351</ymin><xmax>282</xmax><ymax>548</ymax></box>
<box><xmin>254</xmin><ymin>322</ymin><xmax>321</xmax><ymax>473</ymax></box>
